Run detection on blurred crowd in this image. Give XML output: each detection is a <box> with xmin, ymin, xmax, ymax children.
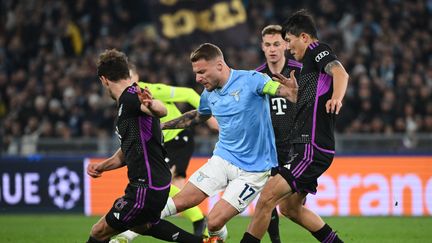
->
<box><xmin>1</xmin><ymin>0</ymin><xmax>431</xmax><ymax>153</ymax></box>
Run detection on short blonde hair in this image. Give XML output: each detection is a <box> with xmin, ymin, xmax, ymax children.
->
<box><xmin>261</xmin><ymin>25</ymin><xmax>283</xmax><ymax>37</ymax></box>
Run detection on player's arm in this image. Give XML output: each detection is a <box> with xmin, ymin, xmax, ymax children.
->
<box><xmin>137</xmin><ymin>85</ymin><xmax>167</xmax><ymax>117</ymax></box>
<box><xmin>324</xmin><ymin>60</ymin><xmax>349</xmax><ymax>114</ymax></box>
<box><xmin>172</xmin><ymin>87</ymin><xmax>219</xmax><ymax>131</ymax></box>
<box><xmin>206</xmin><ymin>117</ymin><xmax>219</xmax><ymax>132</ymax></box>
<box><xmin>263</xmin><ymin>70</ymin><xmax>299</xmax><ymax>103</ymax></box>
<box><xmin>161</xmin><ymin>110</ymin><xmax>211</xmax><ymax>129</ymax></box>
<box><xmin>87</xmin><ymin>148</ymin><xmax>125</xmax><ymax>178</ymax></box>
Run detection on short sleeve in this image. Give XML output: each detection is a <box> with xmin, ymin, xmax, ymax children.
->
<box><xmin>311</xmin><ymin>43</ymin><xmax>337</xmax><ymax>72</ymax></box>
<box><xmin>197</xmin><ymin>91</ymin><xmax>211</xmax><ymax>115</ymax></box>
<box><xmin>120</xmin><ymin>86</ymin><xmax>144</xmax><ymax>117</ymax></box>
<box><xmin>250</xmin><ymin>71</ymin><xmax>273</xmax><ymax>95</ymax></box>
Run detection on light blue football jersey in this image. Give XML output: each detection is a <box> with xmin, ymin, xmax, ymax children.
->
<box><xmin>198</xmin><ymin>69</ymin><xmax>277</xmax><ymax>172</ymax></box>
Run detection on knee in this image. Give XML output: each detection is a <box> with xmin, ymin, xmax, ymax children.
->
<box><xmin>206</xmin><ymin>216</ymin><xmax>225</xmax><ymax>232</ymax></box>
<box><xmin>280</xmin><ymin>205</ymin><xmax>300</xmax><ymax>220</ymax></box>
<box><xmin>256</xmin><ymin>191</ymin><xmax>277</xmax><ymax>211</ymax></box>
<box><xmin>90</xmin><ymin>223</ymin><xmax>105</xmax><ymax>239</ymax></box>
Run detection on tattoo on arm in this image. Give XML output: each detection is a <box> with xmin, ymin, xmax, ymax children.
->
<box><xmin>324</xmin><ymin>60</ymin><xmax>342</xmax><ymax>76</ymax></box>
<box><xmin>162</xmin><ymin>110</ymin><xmax>210</xmax><ymax>129</ymax></box>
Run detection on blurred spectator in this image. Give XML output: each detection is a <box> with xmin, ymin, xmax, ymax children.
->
<box><xmin>1</xmin><ymin>0</ymin><xmax>431</xmax><ymax>153</ymax></box>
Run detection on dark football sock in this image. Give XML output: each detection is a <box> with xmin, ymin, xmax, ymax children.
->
<box><xmin>311</xmin><ymin>223</ymin><xmax>344</xmax><ymax>243</ymax></box>
<box><xmin>193</xmin><ymin>217</ymin><xmax>207</xmax><ymax>236</ymax></box>
<box><xmin>240</xmin><ymin>232</ymin><xmax>261</xmax><ymax>243</ymax></box>
<box><xmin>86</xmin><ymin>236</ymin><xmax>109</xmax><ymax>243</ymax></box>
<box><xmin>267</xmin><ymin>208</ymin><xmax>281</xmax><ymax>243</ymax></box>
<box><xmin>142</xmin><ymin>219</ymin><xmax>203</xmax><ymax>243</ymax></box>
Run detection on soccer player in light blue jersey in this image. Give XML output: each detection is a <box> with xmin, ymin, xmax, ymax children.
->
<box><xmin>157</xmin><ymin>43</ymin><xmax>298</xmax><ymax>242</ymax></box>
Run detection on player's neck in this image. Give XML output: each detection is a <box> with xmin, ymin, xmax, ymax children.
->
<box><xmin>112</xmin><ymin>79</ymin><xmax>133</xmax><ymax>101</ymax></box>
<box><xmin>218</xmin><ymin>65</ymin><xmax>232</xmax><ymax>88</ymax></box>
<box><xmin>306</xmin><ymin>38</ymin><xmax>319</xmax><ymax>46</ymax></box>
<box><xmin>267</xmin><ymin>57</ymin><xmax>286</xmax><ymax>74</ymax></box>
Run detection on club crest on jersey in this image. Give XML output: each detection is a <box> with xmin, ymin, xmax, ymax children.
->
<box><xmin>118</xmin><ymin>104</ymin><xmax>123</xmax><ymax>116</ymax></box>
<box><xmin>230</xmin><ymin>90</ymin><xmax>241</xmax><ymax>101</ymax></box>
<box><xmin>114</xmin><ymin>198</ymin><xmax>128</xmax><ymax>210</ymax></box>
<box><xmin>196</xmin><ymin>171</ymin><xmax>209</xmax><ymax>182</ymax></box>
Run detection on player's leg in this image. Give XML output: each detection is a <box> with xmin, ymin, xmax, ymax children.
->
<box><xmin>267</xmin><ymin>165</ymin><xmax>282</xmax><ymax>243</ymax></box>
<box><xmin>112</xmin><ymin>183</ymin><xmax>207</xmax><ymax>242</ymax></box>
<box><xmin>162</xmin><ymin>182</ymin><xmax>208</xmax><ymax>218</ymax></box>
<box><xmin>165</xmin><ymin>155</ymin><xmax>229</xmax><ymax>217</ymax></box>
<box><xmin>279</xmin><ymin>144</ymin><xmax>343</xmax><ymax>242</ymax></box>
<box><xmin>100</xmin><ymin>190</ymin><xmax>147</xmax><ymax>243</ymax></box>
<box><xmin>267</xmin><ymin>208</ymin><xmax>281</xmax><ymax>243</ymax></box>
<box><xmin>171</xmin><ymin>184</ymin><xmax>207</xmax><ymax>236</ymax></box>
<box><xmin>241</xmin><ymin>174</ymin><xmax>294</xmax><ymax>242</ymax></box>
<box><xmin>278</xmin><ymin>194</ymin><xmax>343</xmax><ymax>242</ymax></box>
<box><xmin>205</xmin><ymin>199</ymin><xmax>238</xmax><ymax>241</ymax></box>
<box><xmin>132</xmin><ymin>220</ymin><xmax>204</xmax><ymax>243</ymax></box>
<box><xmin>218</xmin><ymin>165</ymin><xmax>271</xmax><ymax>242</ymax></box>
<box><xmin>266</xmin><ymin>144</ymin><xmax>291</xmax><ymax>243</ymax></box>
<box><xmin>88</xmin><ymin>215</ymin><xmax>121</xmax><ymax>242</ymax></box>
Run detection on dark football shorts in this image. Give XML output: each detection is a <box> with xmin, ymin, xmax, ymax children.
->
<box><xmin>164</xmin><ymin>129</ymin><xmax>194</xmax><ymax>178</ymax></box>
<box><xmin>275</xmin><ymin>143</ymin><xmax>334</xmax><ymax>195</ymax></box>
<box><xmin>105</xmin><ymin>183</ymin><xmax>169</xmax><ymax>232</ymax></box>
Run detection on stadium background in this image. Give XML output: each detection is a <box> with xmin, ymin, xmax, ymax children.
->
<box><xmin>0</xmin><ymin>0</ymin><xmax>431</xmax><ymax>242</ymax></box>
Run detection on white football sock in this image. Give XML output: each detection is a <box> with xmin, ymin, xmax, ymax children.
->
<box><xmin>209</xmin><ymin>224</ymin><xmax>228</xmax><ymax>241</ymax></box>
<box><xmin>161</xmin><ymin>197</ymin><xmax>177</xmax><ymax>218</ymax></box>
<box><xmin>115</xmin><ymin>230</ymin><xmax>139</xmax><ymax>241</ymax></box>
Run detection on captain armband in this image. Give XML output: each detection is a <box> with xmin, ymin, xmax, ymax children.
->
<box><xmin>262</xmin><ymin>80</ymin><xmax>281</xmax><ymax>96</ymax></box>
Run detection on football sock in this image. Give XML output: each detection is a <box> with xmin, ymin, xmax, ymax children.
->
<box><xmin>114</xmin><ymin>230</ymin><xmax>139</xmax><ymax>241</ymax></box>
<box><xmin>208</xmin><ymin>224</ymin><xmax>228</xmax><ymax>241</ymax></box>
<box><xmin>142</xmin><ymin>219</ymin><xmax>203</xmax><ymax>243</ymax></box>
<box><xmin>311</xmin><ymin>223</ymin><xmax>343</xmax><ymax>243</ymax></box>
<box><xmin>240</xmin><ymin>232</ymin><xmax>260</xmax><ymax>243</ymax></box>
<box><xmin>161</xmin><ymin>197</ymin><xmax>177</xmax><ymax>218</ymax></box>
<box><xmin>267</xmin><ymin>208</ymin><xmax>281</xmax><ymax>243</ymax></box>
<box><xmin>87</xmin><ymin>236</ymin><xmax>109</xmax><ymax>243</ymax></box>
<box><xmin>192</xmin><ymin>217</ymin><xmax>207</xmax><ymax>236</ymax></box>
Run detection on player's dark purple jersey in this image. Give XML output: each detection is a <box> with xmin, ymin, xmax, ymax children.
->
<box><xmin>290</xmin><ymin>42</ymin><xmax>337</xmax><ymax>153</ymax></box>
<box><xmin>256</xmin><ymin>53</ymin><xmax>302</xmax><ymax>164</ymax></box>
<box><xmin>115</xmin><ymin>84</ymin><xmax>171</xmax><ymax>189</ymax></box>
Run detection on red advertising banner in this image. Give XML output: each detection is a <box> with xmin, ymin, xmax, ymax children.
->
<box><xmin>85</xmin><ymin>156</ymin><xmax>432</xmax><ymax>216</ymax></box>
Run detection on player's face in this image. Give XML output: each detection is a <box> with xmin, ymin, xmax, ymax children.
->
<box><xmin>192</xmin><ymin>58</ymin><xmax>222</xmax><ymax>92</ymax></box>
<box><xmin>262</xmin><ymin>33</ymin><xmax>287</xmax><ymax>64</ymax></box>
<box><xmin>285</xmin><ymin>33</ymin><xmax>308</xmax><ymax>61</ymax></box>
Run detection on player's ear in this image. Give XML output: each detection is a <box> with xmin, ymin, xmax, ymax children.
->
<box><xmin>300</xmin><ymin>32</ymin><xmax>310</xmax><ymax>43</ymax></box>
<box><xmin>216</xmin><ymin>59</ymin><xmax>223</xmax><ymax>72</ymax></box>
<box><xmin>100</xmin><ymin>76</ymin><xmax>109</xmax><ymax>86</ymax></box>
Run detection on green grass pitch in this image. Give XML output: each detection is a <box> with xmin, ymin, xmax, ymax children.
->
<box><xmin>0</xmin><ymin>215</ymin><xmax>431</xmax><ymax>242</ymax></box>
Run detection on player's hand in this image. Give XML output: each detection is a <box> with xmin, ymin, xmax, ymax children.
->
<box><xmin>87</xmin><ymin>163</ymin><xmax>103</xmax><ymax>178</ymax></box>
<box><xmin>273</xmin><ymin>70</ymin><xmax>299</xmax><ymax>102</ymax></box>
<box><xmin>136</xmin><ymin>84</ymin><xmax>153</xmax><ymax>108</ymax></box>
<box><xmin>326</xmin><ymin>98</ymin><xmax>342</xmax><ymax>114</ymax></box>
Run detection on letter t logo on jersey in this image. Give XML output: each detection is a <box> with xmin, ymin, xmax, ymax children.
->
<box><xmin>271</xmin><ymin>97</ymin><xmax>287</xmax><ymax>115</ymax></box>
